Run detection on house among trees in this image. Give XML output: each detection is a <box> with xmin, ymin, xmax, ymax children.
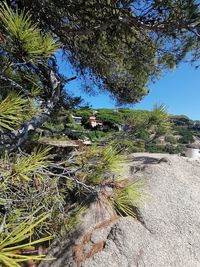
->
<box><xmin>72</xmin><ymin>115</ymin><xmax>82</xmax><ymax>125</ymax></box>
<box><xmin>89</xmin><ymin>116</ymin><xmax>103</xmax><ymax>128</ymax></box>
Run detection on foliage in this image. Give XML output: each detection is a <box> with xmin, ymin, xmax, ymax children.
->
<box><xmin>0</xmin><ymin>2</ymin><xmax>58</xmax><ymax>61</ymax></box>
<box><xmin>164</xmin><ymin>135</ymin><xmax>177</xmax><ymax>144</ymax></box>
<box><xmin>72</xmin><ymin>109</ymin><xmax>93</xmax><ymax>128</ymax></box>
<box><xmin>10</xmin><ymin>146</ymin><xmax>51</xmax><ymax>182</ymax></box>
<box><xmin>0</xmin><ymin>3</ymin><xmax>147</xmax><ymax>266</ymax></box>
<box><xmin>87</xmin><ymin>130</ymin><xmax>110</xmax><ymax>141</ymax></box>
<box><xmin>96</xmin><ymin>109</ymin><xmax>123</xmax><ymax>127</ymax></box>
<box><xmin>0</xmin><ymin>147</ymin><xmax>84</xmax><ymax>239</ymax></box>
<box><xmin>63</xmin><ymin>206</ymin><xmax>87</xmax><ymax>233</ymax></box>
<box><xmin>122</xmin><ymin>105</ymin><xmax>172</xmax><ymax>142</ymax></box>
<box><xmin>164</xmin><ymin>144</ymin><xmax>185</xmax><ymax>154</ymax></box>
<box><xmin>145</xmin><ymin>143</ymin><xmax>184</xmax><ymax>154</ymax></box>
<box><xmin>145</xmin><ymin>143</ymin><xmax>166</xmax><ymax>153</ymax></box>
<box><xmin>3</xmin><ymin>1</ymin><xmax>200</xmax><ymax>264</ymax></box>
<box><xmin>111</xmin><ymin>138</ymin><xmax>145</xmax><ymax>153</ymax></box>
<box><xmin>15</xmin><ymin>0</ymin><xmax>200</xmax><ymax>104</ymax></box>
<box><xmin>66</xmin><ymin>123</ymin><xmax>85</xmax><ymax>132</ymax></box>
<box><xmin>0</xmin><ymin>0</ymin><xmax>62</xmax><ymax>151</ymax></box>
<box><xmin>72</xmin><ymin>107</ymin><xmax>171</xmax><ymax>140</ymax></box>
<box><xmin>171</xmin><ymin>115</ymin><xmax>193</xmax><ymax>126</ymax></box>
<box><xmin>70</xmin><ymin>107</ymin><xmax>196</xmax><ymax>156</ymax></box>
<box><xmin>0</xmin><ymin>212</ymin><xmax>54</xmax><ymax>267</ymax></box>
<box><xmin>0</xmin><ymin>93</ymin><xmax>28</xmax><ymax>132</ymax></box>
<box><xmin>42</xmin><ymin>122</ymin><xmax>64</xmax><ymax>133</ymax></box>
<box><xmin>125</xmin><ymin>111</ymin><xmax>150</xmax><ymax>140</ymax></box>
<box><xmin>73</xmin><ymin>109</ymin><xmax>93</xmax><ymax>119</ymax></box>
<box><xmin>73</xmin><ymin>145</ymin><xmax>125</xmax><ymax>185</ymax></box>
<box><xmin>109</xmin><ymin>180</ymin><xmax>143</xmax><ymax>217</ymax></box>
<box><xmin>147</xmin><ymin>105</ymin><xmax>172</xmax><ymax>140</ymax></box>
<box><xmin>0</xmin><ymin>138</ymin><xmax>142</xmax><ymax>266</ymax></box>
<box><xmin>175</xmin><ymin>126</ymin><xmax>194</xmax><ymax>144</ymax></box>
<box><xmin>71</xmin><ymin>146</ymin><xmax>142</xmax><ymax>219</ymax></box>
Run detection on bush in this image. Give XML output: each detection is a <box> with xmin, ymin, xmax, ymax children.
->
<box><xmin>87</xmin><ymin>130</ymin><xmax>109</xmax><ymax>140</ymax></box>
<box><xmin>111</xmin><ymin>138</ymin><xmax>145</xmax><ymax>153</ymax></box>
<box><xmin>145</xmin><ymin>143</ymin><xmax>184</xmax><ymax>154</ymax></box>
<box><xmin>164</xmin><ymin>144</ymin><xmax>184</xmax><ymax>154</ymax></box>
<box><xmin>165</xmin><ymin>135</ymin><xmax>177</xmax><ymax>144</ymax></box>
<box><xmin>66</xmin><ymin>123</ymin><xmax>85</xmax><ymax>131</ymax></box>
<box><xmin>175</xmin><ymin>126</ymin><xmax>194</xmax><ymax>144</ymax></box>
<box><xmin>43</xmin><ymin>122</ymin><xmax>64</xmax><ymax>132</ymax></box>
<box><xmin>145</xmin><ymin>143</ymin><xmax>166</xmax><ymax>153</ymax></box>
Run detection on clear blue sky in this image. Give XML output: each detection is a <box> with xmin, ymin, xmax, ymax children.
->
<box><xmin>57</xmin><ymin>54</ymin><xmax>200</xmax><ymax>120</ymax></box>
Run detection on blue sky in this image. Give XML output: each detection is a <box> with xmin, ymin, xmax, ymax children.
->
<box><xmin>57</xmin><ymin>54</ymin><xmax>200</xmax><ymax>120</ymax></box>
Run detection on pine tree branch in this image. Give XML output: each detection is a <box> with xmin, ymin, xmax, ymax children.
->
<box><xmin>0</xmin><ymin>67</ymin><xmax>62</xmax><ymax>151</ymax></box>
<box><xmin>1</xmin><ymin>94</ymin><xmax>60</xmax><ymax>151</ymax></box>
<box><xmin>45</xmin><ymin>170</ymin><xmax>95</xmax><ymax>192</ymax></box>
<box><xmin>0</xmin><ymin>52</ymin><xmax>78</xmax><ymax>152</ymax></box>
<box><xmin>0</xmin><ymin>75</ymin><xmax>30</xmax><ymax>95</ymax></box>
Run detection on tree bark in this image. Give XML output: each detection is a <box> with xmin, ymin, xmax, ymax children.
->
<box><xmin>0</xmin><ymin>69</ymin><xmax>63</xmax><ymax>152</ymax></box>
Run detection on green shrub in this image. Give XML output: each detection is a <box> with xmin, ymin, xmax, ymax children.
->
<box><xmin>145</xmin><ymin>143</ymin><xmax>166</xmax><ymax>153</ymax></box>
<box><xmin>87</xmin><ymin>130</ymin><xmax>110</xmax><ymax>140</ymax></box>
<box><xmin>164</xmin><ymin>144</ymin><xmax>184</xmax><ymax>154</ymax></box>
<box><xmin>175</xmin><ymin>126</ymin><xmax>194</xmax><ymax>144</ymax></box>
<box><xmin>145</xmin><ymin>143</ymin><xmax>184</xmax><ymax>154</ymax></box>
<box><xmin>73</xmin><ymin>145</ymin><xmax>125</xmax><ymax>185</ymax></box>
<box><xmin>66</xmin><ymin>123</ymin><xmax>85</xmax><ymax>131</ymax></box>
<box><xmin>43</xmin><ymin>122</ymin><xmax>64</xmax><ymax>132</ymax></box>
<box><xmin>111</xmin><ymin>138</ymin><xmax>145</xmax><ymax>153</ymax></box>
<box><xmin>109</xmin><ymin>180</ymin><xmax>142</xmax><ymax>217</ymax></box>
<box><xmin>165</xmin><ymin>135</ymin><xmax>177</xmax><ymax>144</ymax></box>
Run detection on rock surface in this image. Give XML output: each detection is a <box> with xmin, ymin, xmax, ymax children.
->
<box><xmin>40</xmin><ymin>153</ymin><xmax>200</xmax><ymax>267</ymax></box>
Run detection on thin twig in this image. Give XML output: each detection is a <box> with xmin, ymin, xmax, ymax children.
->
<box><xmin>0</xmin><ymin>213</ymin><xmax>7</xmax><ymax>234</ymax></box>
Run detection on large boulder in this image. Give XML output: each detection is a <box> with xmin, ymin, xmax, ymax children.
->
<box><xmin>40</xmin><ymin>153</ymin><xmax>200</xmax><ymax>267</ymax></box>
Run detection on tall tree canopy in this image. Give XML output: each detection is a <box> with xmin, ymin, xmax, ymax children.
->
<box><xmin>12</xmin><ymin>0</ymin><xmax>200</xmax><ymax>104</ymax></box>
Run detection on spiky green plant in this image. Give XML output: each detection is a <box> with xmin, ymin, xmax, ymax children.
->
<box><xmin>0</xmin><ymin>93</ymin><xmax>28</xmax><ymax>132</ymax></box>
<box><xmin>101</xmin><ymin>145</ymin><xmax>125</xmax><ymax>172</ymax></box>
<box><xmin>0</xmin><ymin>92</ymin><xmax>40</xmax><ymax>133</ymax></box>
<box><xmin>109</xmin><ymin>180</ymin><xmax>143</xmax><ymax>217</ymax></box>
<box><xmin>0</xmin><ymin>212</ymin><xmax>54</xmax><ymax>267</ymax></box>
<box><xmin>148</xmin><ymin>104</ymin><xmax>172</xmax><ymax>139</ymax></box>
<box><xmin>11</xmin><ymin>147</ymin><xmax>52</xmax><ymax>181</ymax></box>
<box><xmin>0</xmin><ymin>2</ymin><xmax>59</xmax><ymax>61</ymax></box>
<box><xmin>74</xmin><ymin>145</ymin><xmax>125</xmax><ymax>185</ymax></box>
<box><xmin>0</xmin><ymin>145</ymin><xmax>85</xmax><ymax>238</ymax></box>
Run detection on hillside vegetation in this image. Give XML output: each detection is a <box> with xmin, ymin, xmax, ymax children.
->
<box><xmin>41</xmin><ymin>106</ymin><xmax>200</xmax><ymax>155</ymax></box>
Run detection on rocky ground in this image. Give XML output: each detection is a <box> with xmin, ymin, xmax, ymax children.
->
<box><xmin>40</xmin><ymin>153</ymin><xmax>200</xmax><ymax>267</ymax></box>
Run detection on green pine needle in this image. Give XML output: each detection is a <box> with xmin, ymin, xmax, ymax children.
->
<box><xmin>0</xmin><ymin>212</ymin><xmax>54</xmax><ymax>267</ymax></box>
<box><xmin>0</xmin><ymin>2</ymin><xmax>59</xmax><ymax>61</ymax></box>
